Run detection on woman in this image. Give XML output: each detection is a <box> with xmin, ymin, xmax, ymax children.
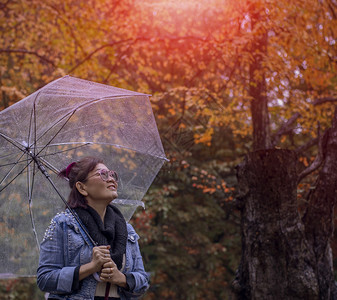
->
<box><xmin>37</xmin><ymin>156</ymin><xmax>149</xmax><ymax>300</ymax></box>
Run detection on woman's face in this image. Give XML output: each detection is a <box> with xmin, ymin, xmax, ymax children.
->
<box><xmin>80</xmin><ymin>163</ymin><xmax>118</xmax><ymax>203</ymax></box>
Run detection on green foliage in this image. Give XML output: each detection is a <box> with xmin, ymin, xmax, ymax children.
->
<box><xmin>0</xmin><ymin>278</ymin><xmax>44</xmax><ymax>300</ymax></box>
<box><xmin>132</xmin><ymin>159</ymin><xmax>240</xmax><ymax>299</ymax></box>
<box><xmin>129</xmin><ymin>104</ymin><xmax>241</xmax><ymax>298</ymax></box>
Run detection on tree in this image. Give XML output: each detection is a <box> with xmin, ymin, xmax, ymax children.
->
<box><xmin>229</xmin><ymin>1</ymin><xmax>337</xmax><ymax>298</ymax></box>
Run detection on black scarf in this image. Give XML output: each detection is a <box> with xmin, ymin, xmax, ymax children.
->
<box><xmin>74</xmin><ymin>204</ymin><xmax>127</xmax><ymax>270</ymax></box>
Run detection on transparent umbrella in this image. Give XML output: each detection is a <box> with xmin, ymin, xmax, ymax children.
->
<box><xmin>0</xmin><ymin>75</ymin><xmax>167</xmax><ymax>277</ymax></box>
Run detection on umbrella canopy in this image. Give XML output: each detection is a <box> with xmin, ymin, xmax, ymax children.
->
<box><xmin>0</xmin><ymin>75</ymin><xmax>167</xmax><ymax>277</ymax></box>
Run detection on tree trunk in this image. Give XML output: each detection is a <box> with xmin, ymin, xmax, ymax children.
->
<box><xmin>233</xmin><ymin>149</ymin><xmax>319</xmax><ymax>299</ymax></box>
<box><xmin>249</xmin><ymin>11</ymin><xmax>271</xmax><ymax>151</ymax></box>
<box><xmin>302</xmin><ymin>107</ymin><xmax>337</xmax><ymax>299</ymax></box>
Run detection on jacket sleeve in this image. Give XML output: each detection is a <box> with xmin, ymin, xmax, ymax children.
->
<box><xmin>120</xmin><ymin>224</ymin><xmax>150</xmax><ymax>299</ymax></box>
<box><xmin>37</xmin><ymin>215</ymin><xmax>77</xmax><ymax>294</ymax></box>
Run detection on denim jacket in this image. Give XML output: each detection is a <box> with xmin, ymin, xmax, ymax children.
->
<box><xmin>37</xmin><ymin>210</ymin><xmax>149</xmax><ymax>300</ymax></box>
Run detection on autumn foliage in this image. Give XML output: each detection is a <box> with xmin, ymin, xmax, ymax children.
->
<box><xmin>1</xmin><ymin>0</ymin><xmax>337</xmax><ymax>298</ymax></box>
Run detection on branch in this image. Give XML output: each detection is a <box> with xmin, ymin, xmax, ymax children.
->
<box><xmin>67</xmin><ymin>35</ymin><xmax>211</xmax><ymax>74</ymax></box>
<box><xmin>313</xmin><ymin>97</ymin><xmax>337</xmax><ymax>106</ymax></box>
<box><xmin>272</xmin><ymin>96</ymin><xmax>336</xmax><ymax>148</ymax></box>
<box><xmin>297</xmin><ymin>124</ymin><xmax>329</xmax><ymax>183</ymax></box>
<box><xmin>44</xmin><ymin>3</ymin><xmax>87</xmax><ymax>56</ymax></box>
<box><xmin>271</xmin><ymin>112</ymin><xmax>301</xmax><ymax>147</ymax></box>
<box><xmin>67</xmin><ymin>38</ymin><xmax>136</xmax><ymax>73</ymax></box>
<box><xmin>295</xmin><ymin>137</ymin><xmax>318</xmax><ymax>155</ymax></box>
<box><xmin>0</xmin><ymin>49</ymin><xmax>57</xmax><ymax>67</ymax></box>
<box><xmin>102</xmin><ymin>42</ymin><xmax>135</xmax><ymax>83</ymax></box>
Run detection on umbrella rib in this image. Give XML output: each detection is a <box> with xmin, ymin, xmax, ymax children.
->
<box><xmin>37</xmin><ymin>142</ymin><xmax>92</xmax><ymax>158</ymax></box>
<box><xmin>50</xmin><ymin>141</ymin><xmax>168</xmax><ymax>161</ymax></box>
<box><xmin>0</xmin><ymin>132</ymin><xmax>26</xmax><ymax>152</ymax></box>
<box><xmin>0</xmin><ymin>151</ymin><xmax>27</xmax><ymax>161</ymax></box>
<box><xmin>0</xmin><ymin>104</ymin><xmax>168</xmax><ymax>163</ymax></box>
<box><xmin>0</xmin><ymin>151</ymin><xmax>27</xmax><ymax>187</ymax></box>
<box><xmin>27</xmin><ymin>91</ymin><xmax>40</xmax><ymax>149</ymax></box>
<box><xmin>27</xmin><ymin>154</ymin><xmax>40</xmax><ymax>251</ymax></box>
<box><xmin>36</xmin><ymin>143</ymin><xmax>92</xmax><ymax>176</ymax></box>
<box><xmin>93</xmin><ymin>142</ymin><xmax>169</xmax><ymax>161</ymax></box>
<box><xmin>0</xmin><ymin>93</ymin><xmax>40</xmax><ymax>155</ymax></box>
<box><xmin>113</xmin><ymin>199</ymin><xmax>145</xmax><ymax>209</ymax></box>
<box><xmin>0</xmin><ymin>158</ymin><xmax>32</xmax><ymax>193</ymax></box>
<box><xmin>35</xmin><ymin>111</ymin><xmax>76</xmax><ymax>157</ymax></box>
<box><xmin>32</xmin><ymin>94</ymin><xmax>142</xmax><ymax>157</ymax></box>
<box><xmin>38</xmin><ymin>141</ymin><xmax>169</xmax><ymax>161</ymax></box>
<box><xmin>33</xmin><ymin>97</ymin><xmax>38</xmax><ymax>159</ymax></box>
<box><xmin>38</xmin><ymin>157</ymin><xmax>62</xmax><ymax>176</ymax></box>
<box><xmin>31</xmin><ymin>96</ymin><xmax>106</xmax><ymax>149</ymax></box>
<box><xmin>0</xmin><ymin>158</ymin><xmax>31</xmax><ymax>167</ymax></box>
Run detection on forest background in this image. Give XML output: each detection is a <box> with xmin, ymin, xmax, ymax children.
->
<box><xmin>0</xmin><ymin>0</ymin><xmax>336</xmax><ymax>299</ymax></box>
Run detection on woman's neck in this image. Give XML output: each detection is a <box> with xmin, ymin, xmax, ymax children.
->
<box><xmin>86</xmin><ymin>200</ymin><xmax>107</xmax><ymax>222</ymax></box>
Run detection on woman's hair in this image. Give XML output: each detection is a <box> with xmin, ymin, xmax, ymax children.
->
<box><xmin>59</xmin><ymin>156</ymin><xmax>103</xmax><ymax>208</ymax></box>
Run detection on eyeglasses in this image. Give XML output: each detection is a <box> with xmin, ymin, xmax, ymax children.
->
<box><xmin>86</xmin><ymin>169</ymin><xmax>118</xmax><ymax>182</ymax></box>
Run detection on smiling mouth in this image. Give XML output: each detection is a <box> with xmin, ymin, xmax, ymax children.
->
<box><xmin>107</xmin><ymin>185</ymin><xmax>116</xmax><ymax>190</ymax></box>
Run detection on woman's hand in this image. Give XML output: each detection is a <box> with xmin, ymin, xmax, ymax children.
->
<box><xmin>90</xmin><ymin>245</ymin><xmax>112</xmax><ymax>272</ymax></box>
<box><xmin>100</xmin><ymin>260</ymin><xmax>127</xmax><ymax>288</ymax></box>
<box><xmin>79</xmin><ymin>245</ymin><xmax>111</xmax><ymax>281</ymax></box>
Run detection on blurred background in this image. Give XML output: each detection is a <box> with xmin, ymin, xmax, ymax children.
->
<box><xmin>0</xmin><ymin>0</ymin><xmax>336</xmax><ymax>299</ymax></box>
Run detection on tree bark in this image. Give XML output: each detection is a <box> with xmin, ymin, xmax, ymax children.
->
<box><xmin>249</xmin><ymin>11</ymin><xmax>271</xmax><ymax>151</ymax></box>
<box><xmin>233</xmin><ymin>149</ymin><xmax>319</xmax><ymax>299</ymax></box>
<box><xmin>302</xmin><ymin>107</ymin><xmax>337</xmax><ymax>299</ymax></box>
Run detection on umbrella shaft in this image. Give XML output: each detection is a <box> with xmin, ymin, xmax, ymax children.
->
<box><xmin>32</xmin><ymin>155</ymin><xmax>50</xmax><ymax>178</ymax></box>
<box><xmin>29</xmin><ymin>152</ymin><xmax>97</xmax><ymax>247</ymax></box>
